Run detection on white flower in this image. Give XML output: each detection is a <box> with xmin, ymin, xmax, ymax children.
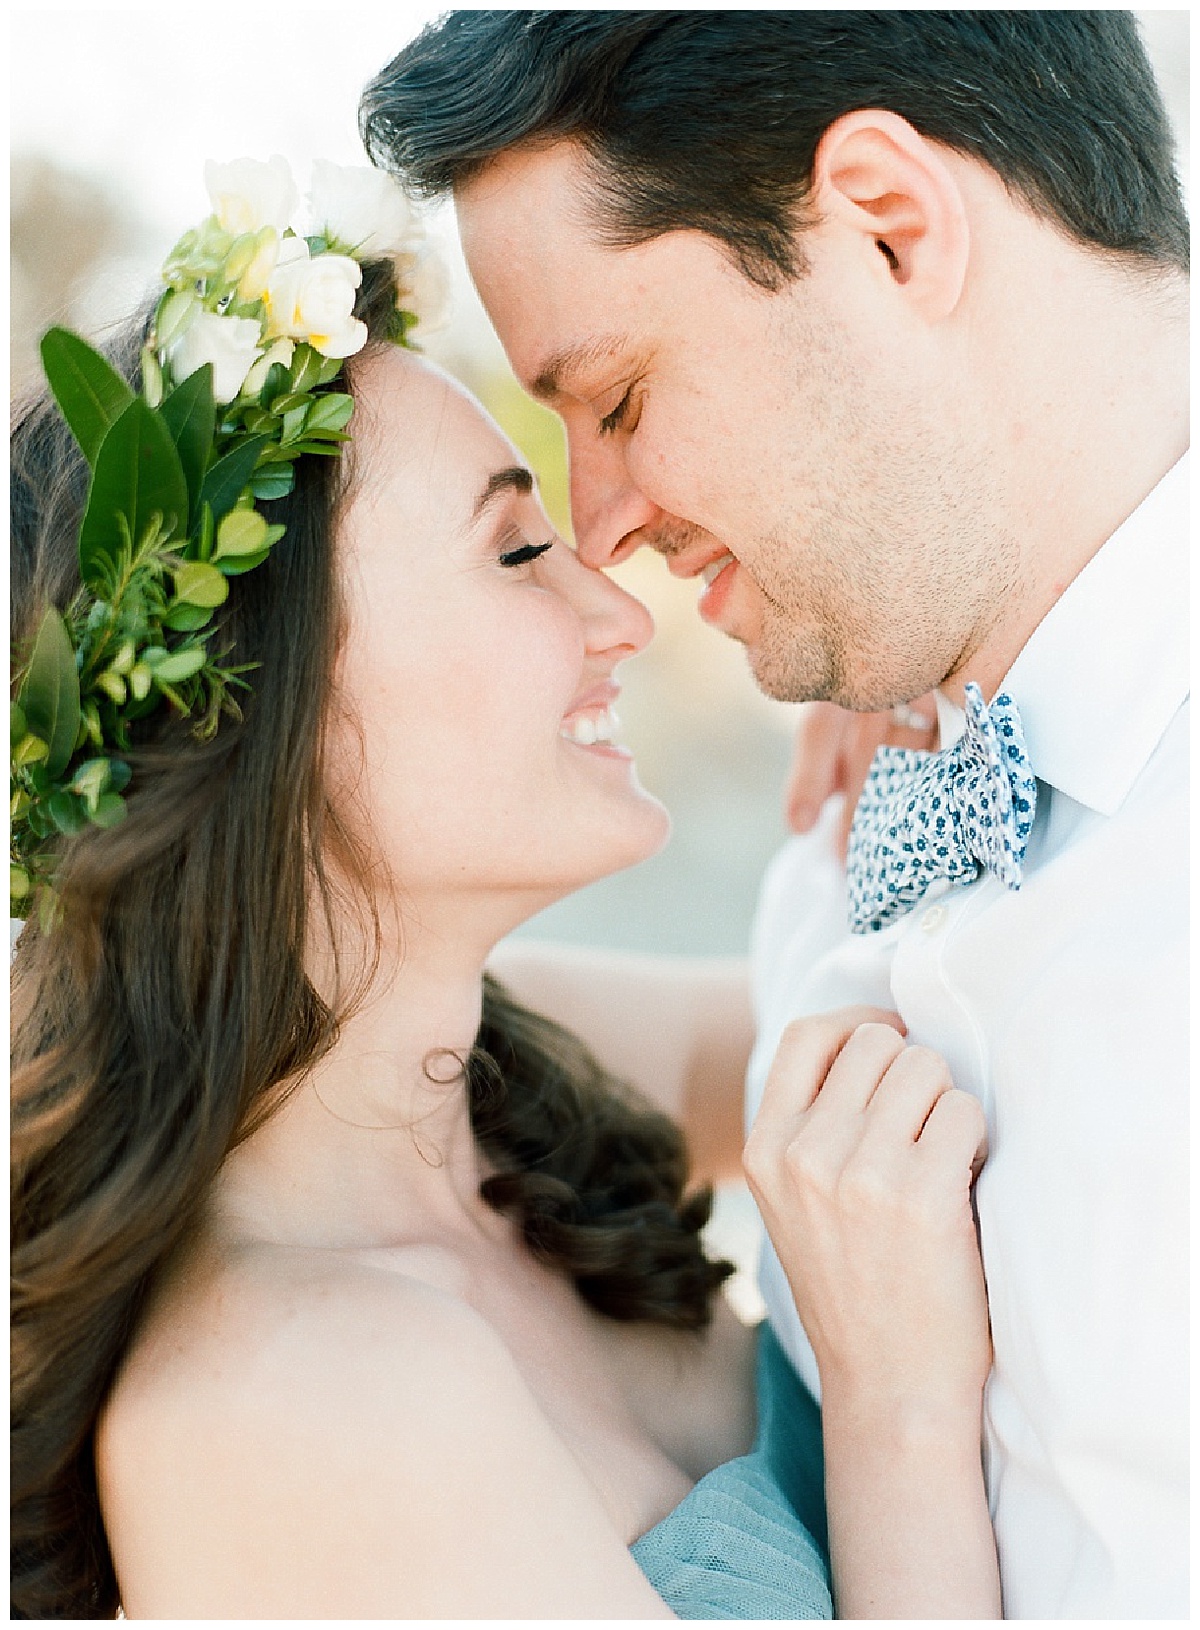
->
<box><xmin>264</xmin><ymin>238</ymin><xmax>367</xmax><ymax>359</ymax></box>
<box><xmin>205</xmin><ymin>156</ymin><xmax>299</xmax><ymax>237</ymax></box>
<box><xmin>402</xmin><ymin>247</ymin><xmax>452</xmax><ymax>333</ymax></box>
<box><xmin>169</xmin><ymin>311</ymin><xmax>264</xmax><ymax>403</ymax></box>
<box><xmin>309</xmin><ymin>160</ymin><xmax>423</xmax><ymax>259</ymax></box>
<box><xmin>241</xmin><ymin>337</ymin><xmax>296</xmax><ymax>399</ymax></box>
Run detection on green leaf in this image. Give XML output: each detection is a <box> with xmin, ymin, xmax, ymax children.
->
<box><xmin>78</xmin><ymin>400</ymin><xmax>189</xmax><ymax>590</ymax></box>
<box><xmin>305</xmin><ymin>393</ymin><xmax>354</xmax><ymax>435</ymax></box>
<box><xmin>12</xmin><ymin>733</ymin><xmax>49</xmax><ymax>770</ymax></box>
<box><xmin>91</xmin><ymin>792</ymin><xmax>127</xmax><ymax>829</ymax></box>
<box><xmin>213</xmin><ymin>507</ymin><xmax>268</xmax><ymax>560</ymax></box>
<box><xmin>258</xmin><ymin>360</ymin><xmax>291</xmax><ymax>408</ymax></box>
<box><xmin>250</xmin><ymin>463</ymin><xmax>294</xmax><ymax>501</ymax></box>
<box><xmin>224</xmin><ymin>231</ymin><xmax>261</xmax><ymax>283</ymax></box>
<box><xmin>151</xmin><ymin>646</ymin><xmax>208</xmax><ymax>682</ymax></box>
<box><xmin>216</xmin><ymin>547</ymin><xmax>271</xmax><ymax>577</ymax></box>
<box><xmin>267</xmin><ymin>391</ymin><xmax>310</xmax><ymax>416</ymax></box>
<box><xmin>283</xmin><ymin>437</ymin><xmax>348</xmax><ymax>457</ymax></box>
<box><xmin>81</xmin><ymin>701</ymin><xmax>103</xmax><ymax>749</ymax></box>
<box><xmin>173</xmin><ymin>561</ymin><xmax>229</xmax><ymax>609</ymax></box>
<box><xmin>280</xmin><ymin>405</ymin><xmax>308</xmax><ymax>444</ymax></box>
<box><xmin>163</xmin><ymin>601</ymin><xmax>215</xmax><ymax>633</ymax></box>
<box><xmin>49</xmin><ymin>789</ymin><xmax>88</xmax><ymax>836</ymax></box>
<box><xmin>389</xmin><ymin>307</ymin><xmax>419</xmax><ymax>347</ymax></box>
<box><xmin>17</xmin><ymin>608</ymin><xmax>81</xmax><ymax>780</ymax></box>
<box><xmin>97</xmin><ymin>670</ymin><xmax>127</xmax><ymax>706</ymax></box>
<box><xmin>288</xmin><ymin>345</ymin><xmax>324</xmax><ymax>396</ymax></box>
<box><xmin>24</xmin><ymin>762</ymin><xmax>50</xmax><ymax>798</ymax></box>
<box><xmin>154</xmin><ymin>287</ymin><xmax>200</xmax><ymax>351</ymax></box>
<box><xmin>196</xmin><ymin>501</ymin><xmax>215</xmax><ymax>563</ymax></box>
<box><xmin>159</xmin><ymin>365</ymin><xmax>216</xmax><ymax>525</ymax></box>
<box><xmin>239</xmin><ymin>408</ymin><xmax>277</xmax><ymax>435</ymax></box>
<box><xmin>200</xmin><ymin>434</ymin><xmax>268</xmax><ymax>527</ymax></box>
<box><xmin>10</xmin><ymin>702</ymin><xmax>28</xmax><ymax>747</ymax></box>
<box><xmin>140</xmin><ymin>345</ymin><xmax>164</xmax><ymax>409</ymax></box>
<box><xmin>40</xmin><ymin>327</ymin><xmax>135</xmax><ymax>466</ymax></box>
<box><xmin>69</xmin><ymin>756</ymin><xmax>112</xmax><ymax>813</ymax></box>
<box><xmin>107</xmin><ymin>759</ymin><xmax>132</xmax><ymax>794</ymax></box>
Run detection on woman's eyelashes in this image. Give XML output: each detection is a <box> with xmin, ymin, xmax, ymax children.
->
<box><xmin>498</xmin><ymin>538</ymin><xmax>554</xmax><ymax>568</ymax></box>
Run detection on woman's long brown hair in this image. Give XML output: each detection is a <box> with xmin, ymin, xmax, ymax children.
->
<box><xmin>11</xmin><ymin>264</ymin><xmax>731</xmax><ymax>1618</ymax></box>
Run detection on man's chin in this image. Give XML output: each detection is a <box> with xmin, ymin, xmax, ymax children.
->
<box><xmin>745</xmin><ymin>639</ymin><xmax>834</xmax><ymax>706</ymax></box>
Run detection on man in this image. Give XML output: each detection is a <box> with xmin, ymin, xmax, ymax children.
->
<box><xmin>362</xmin><ymin>12</ymin><xmax>1188</xmax><ymax>1616</ymax></box>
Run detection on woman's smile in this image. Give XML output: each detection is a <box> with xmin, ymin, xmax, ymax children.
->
<box><xmin>331</xmin><ymin>346</ymin><xmax>669</xmax><ymax>927</ymax></box>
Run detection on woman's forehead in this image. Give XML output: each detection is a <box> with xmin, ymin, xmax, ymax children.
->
<box><xmin>358</xmin><ymin>346</ymin><xmax>511</xmax><ymax>473</ymax></box>
<box><xmin>344</xmin><ymin>348</ymin><xmax>519</xmax><ymax>542</ymax></box>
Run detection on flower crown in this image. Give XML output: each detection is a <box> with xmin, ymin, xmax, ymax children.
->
<box><xmin>11</xmin><ymin>157</ymin><xmax>426</xmax><ymax>922</ymax></box>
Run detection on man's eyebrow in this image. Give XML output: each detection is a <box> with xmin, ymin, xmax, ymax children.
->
<box><xmin>473</xmin><ymin>465</ymin><xmax>535</xmax><ymax>519</ymax></box>
<box><xmin>531</xmin><ymin>336</ymin><xmax>625</xmax><ymax>402</ymax></box>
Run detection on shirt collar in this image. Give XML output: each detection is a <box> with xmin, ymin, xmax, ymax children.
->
<box><xmin>936</xmin><ymin>453</ymin><xmax>1189</xmax><ymax>816</ymax></box>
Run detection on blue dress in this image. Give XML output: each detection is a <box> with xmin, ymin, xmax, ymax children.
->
<box><xmin>631</xmin><ymin>1323</ymin><xmax>832</xmax><ymax>1619</ymax></box>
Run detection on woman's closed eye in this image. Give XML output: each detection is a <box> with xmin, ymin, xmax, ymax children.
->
<box><xmin>498</xmin><ymin>538</ymin><xmax>554</xmax><ymax>568</ymax></box>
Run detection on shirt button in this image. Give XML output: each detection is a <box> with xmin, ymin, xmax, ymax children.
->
<box><xmin>920</xmin><ymin>904</ymin><xmax>948</xmax><ymax>933</ymax></box>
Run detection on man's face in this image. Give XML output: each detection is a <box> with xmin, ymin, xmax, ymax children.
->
<box><xmin>457</xmin><ymin>141</ymin><xmax>1013</xmax><ymax>710</ymax></box>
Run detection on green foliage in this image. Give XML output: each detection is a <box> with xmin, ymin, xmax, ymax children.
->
<box><xmin>158</xmin><ymin>364</ymin><xmax>216</xmax><ymax>525</ymax></box>
<box><xmin>77</xmin><ymin>401</ymin><xmax>189</xmax><ymax>592</ymax></box>
<box><xmin>200</xmin><ymin>434</ymin><xmax>270</xmax><ymax>526</ymax></box>
<box><xmin>40</xmin><ymin>327</ymin><xmax>135</xmax><ymax>466</ymax></box>
<box><xmin>17</xmin><ymin>611</ymin><xmax>80</xmax><ymax>780</ymax></box>
<box><xmin>12</xmin><ymin>198</ymin><xmax>417</xmax><ymax>920</ymax></box>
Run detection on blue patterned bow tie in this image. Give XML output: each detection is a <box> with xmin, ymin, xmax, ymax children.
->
<box><xmin>846</xmin><ymin>683</ymin><xmax>1038</xmax><ymax>934</ymax></box>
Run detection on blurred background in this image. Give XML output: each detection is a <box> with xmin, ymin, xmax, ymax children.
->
<box><xmin>11</xmin><ymin>7</ymin><xmax>1189</xmax><ymax>1305</ymax></box>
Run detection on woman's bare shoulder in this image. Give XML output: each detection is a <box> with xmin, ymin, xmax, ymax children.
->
<box><xmin>101</xmin><ymin>1241</ymin><xmax>503</xmax><ymax>1482</ymax></box>
<box><xmin>99</xmin><ymin>1244</ymin><xmax>670</xmax><ymax>1619</ymax></box>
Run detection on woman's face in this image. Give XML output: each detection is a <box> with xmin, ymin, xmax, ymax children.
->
<box><xmin>330</xmin><ymin>348</ymin><xmax>669</xmax><ymax>943</ymax></box>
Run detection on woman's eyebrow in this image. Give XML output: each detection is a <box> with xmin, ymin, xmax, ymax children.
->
<box><xmin>473</xmin><ymin>465</ymin><xmax>535</xmax><ymax>519</ymax></box>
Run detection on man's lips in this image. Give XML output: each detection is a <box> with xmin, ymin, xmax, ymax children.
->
<box><xmin>697</xmin><ymin>553</ymin><xmax>738</xmax><ymax>625</ymax></box>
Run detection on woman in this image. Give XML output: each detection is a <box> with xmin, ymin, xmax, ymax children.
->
<box><xmin>11</xmin><ymin>165</ymin><xmax>998</xmax><ymax>1619</ymax></box>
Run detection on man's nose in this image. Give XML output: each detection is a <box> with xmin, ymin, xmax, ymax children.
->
<box><xmin>568</xmin><ymin>431</ymin><xmax>663</xmax><ymax>569</ymax></box>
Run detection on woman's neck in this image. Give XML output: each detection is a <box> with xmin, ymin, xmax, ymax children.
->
<box><xmin>209</xmin><ymin>943</ymin><xmax>501</xmax><ymax>1253</ymax></box>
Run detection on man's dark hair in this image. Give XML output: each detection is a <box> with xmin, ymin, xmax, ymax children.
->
<box><xmin>361</xmin><ymin>9</ymin><xmax>1188</xmax><ymax>287</ymax></box>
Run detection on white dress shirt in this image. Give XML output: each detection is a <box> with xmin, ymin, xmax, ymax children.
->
<box><xmin>746</xmin><ymin>456</ymin><xmax>1189</xmax><ymax>1619</ymax></box>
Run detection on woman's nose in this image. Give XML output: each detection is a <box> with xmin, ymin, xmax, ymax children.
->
<box><xmin>555</xmin><ymin>546</ymin><xmax>655</xmax><ymax>661</ymax></box>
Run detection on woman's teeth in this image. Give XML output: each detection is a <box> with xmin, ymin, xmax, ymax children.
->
<box><xmin>560</xmin><ymin>706</ymin><xmax>620</xmax><ymax>746</ymax></box>
<box><xmin>701</xmin><ymin>552</ymin><xmax>736</xmax><ymax>587</ymax></box>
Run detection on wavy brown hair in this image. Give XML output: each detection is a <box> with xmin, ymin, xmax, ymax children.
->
<box><xmin>11</xmin><ymin>265</ymin><xmax>731</xmax><ymax>1619</ymax></box>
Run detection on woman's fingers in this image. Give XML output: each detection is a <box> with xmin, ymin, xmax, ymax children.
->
<box><xmin>745</xmin><ymin>1006</ymin><xmax>993</xmax><ymax>1424</ymax></box>
<box><xmin>809</xmin><ymin>1021</ymin><xmax>908</xmax><ymax>1123</ymax></box>
<box><xmin>855</xmin><ymin>1044</ymin><xmax>956</xmax><ymax>1153</ymax></box>
<box><xmin>916</xmin><ymin>1085</ymin><xmax>989</xmax><ymax>1177</ymax></box>
<box><xmin>745</xmin><ymin>1009</ymin><xmax>906</xmax><ymax>1202</ymax></box>
<box><xmin>755</xmin><ymin>1007</ymin><xmax>905</xmax><ymax>1123</ymax></box>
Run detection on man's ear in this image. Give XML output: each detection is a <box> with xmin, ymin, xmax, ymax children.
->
<box><xmin>812</xmin><ymin>110</ymin><xmax>970</xmax><ymax>319</ymax></box>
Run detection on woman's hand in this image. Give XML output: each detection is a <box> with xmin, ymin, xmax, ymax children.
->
<box><xmin>744</xmin><ymin>1007</ymin><xmax>991</xmax><ymax>1420</ymax></box>
<box><xmin>745</xmin><ymin>1008</ymin><xmax>1001</xmax><ymax>1617</ymax></box>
